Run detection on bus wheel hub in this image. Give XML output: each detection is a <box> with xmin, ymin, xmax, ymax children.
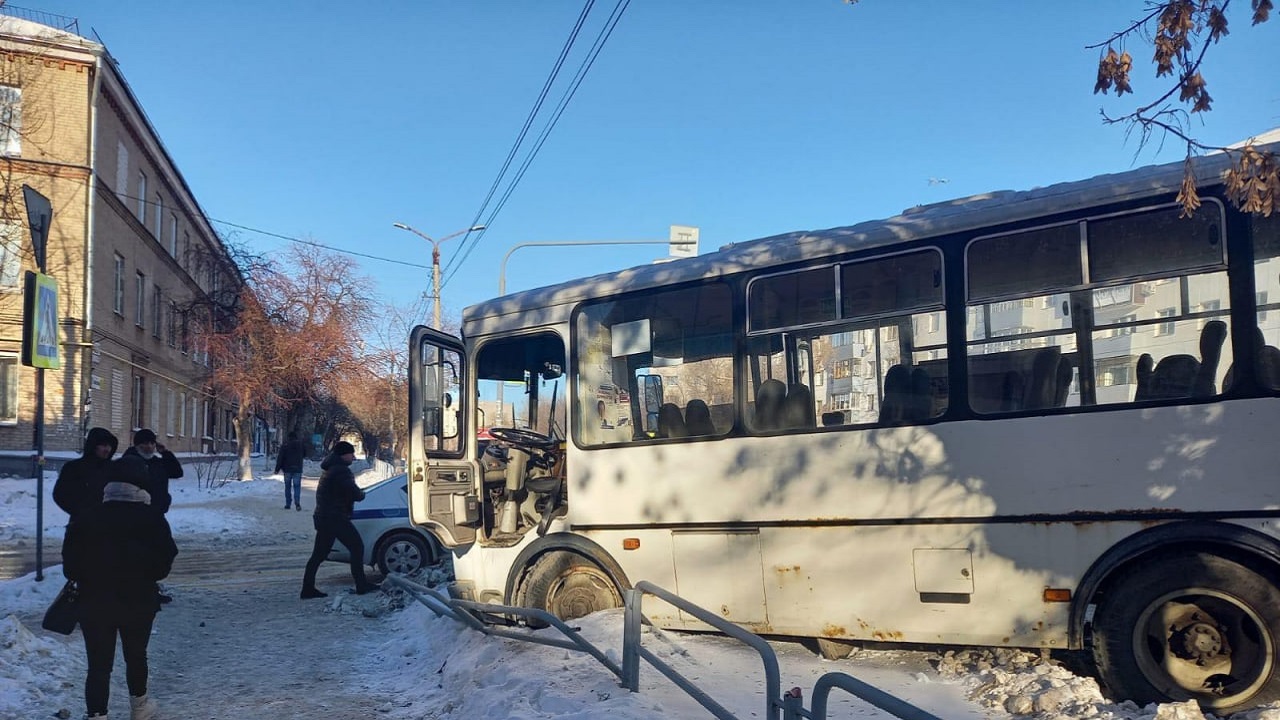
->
<box><xmin>1176</xmin><ymin>620</ymin><xmax>1226</xmax><ymax>665</ymax></box>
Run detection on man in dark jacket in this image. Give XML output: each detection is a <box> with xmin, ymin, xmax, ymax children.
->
<box><xmin>63</xmin><ymin>453</ymin><xmax>178</xmax><ymax>720</ymax></box>
<box><xmin>274</xmin><ymin>431</ymin><xmax>306</xmax><ymax>511</ymax></box>
<box><xmin>53</xmin><ymin>427</ymin><xmax>118</xmax><ymax>521</ymax></box>
<box><xmin>300</xmin><ymin>441</ymin><xmax>378</xmax><ymax>598</ymax></box>
<box><xmin>121</xmin><ymin>428</ymin><xmax>184</xmax><ymax>515</ymax></box>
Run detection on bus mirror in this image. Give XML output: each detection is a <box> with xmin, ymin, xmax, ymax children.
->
<box><xmin>1062</xmin><ymin>300</ymin><xmax>1070</xmax><ymax>316</ymax></box>
<box><xmin>443</xmin><ymin>392</ymin><xmax>453</xmax><ymax>409</ymax></box>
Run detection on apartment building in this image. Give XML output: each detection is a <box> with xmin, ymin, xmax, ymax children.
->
<box><xmin>0</xmin><ymin>10</ymin><xmax>239</xmax><ymax>454</ymax></box>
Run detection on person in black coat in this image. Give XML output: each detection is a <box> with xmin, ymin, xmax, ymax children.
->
<box><xmin>53</xmin><ymin>427</ymin><xmax>118</xmax><ymax>522</ymax></box>
<box><xmin>62</xmin><ymin>454</ymin><xmax>178</xmax><ymax>720</ymax></box>
<box><xmin>274</xmin><ymin>431</ymin><xmax>307</xmax><ymax>511</ymax></box>
<box><xmin>300</xmin><ymin>441</ymin><xmax>378</xmax><ymax>598</ymax></box>
<box><xmin>121</xmin><ymin>428</ymin><xmax>184</xmax><ymax>515</ymax></box>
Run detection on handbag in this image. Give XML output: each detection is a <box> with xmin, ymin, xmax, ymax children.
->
<box><xmin>41</xmin><ymin>580</ymin><xmax>79</xmax><ymax>635</ymax></box>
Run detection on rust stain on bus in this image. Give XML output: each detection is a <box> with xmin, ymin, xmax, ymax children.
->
<box><xmin>872</xmin><ymin>629</ymin><xmax>905</xmax><ymax>642</ymax></box>
<box><xmin>822</xmin><ymin>624</ymin><xmax>849</xmax><ymax>637</ymax></box>
<box><xmin>774</xmin><ymin>565</ymin><xmax>803</xmax><ymax>574</ymax></box>
<box><xmin>1026</xmin><ymin>508</ymin><xmax>1185</xmax><ymax>527</ymax></box>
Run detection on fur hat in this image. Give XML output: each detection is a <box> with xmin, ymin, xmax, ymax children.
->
<box><xmin>332</xmin><ymin>441</ymin><xmax>355</xmax><ymax>456</ymax></box>
<box><xmin>133</xmin><ymin>428</ymin><xmax>158</xmax><ymax>445</ymax></box>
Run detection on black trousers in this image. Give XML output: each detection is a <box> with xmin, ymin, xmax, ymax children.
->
<box><xmin>81</xmin><ymin>612</ymin><xmax>156</xmax><ymax>715</ymax></box>
<box><xmin>302</xmin><ymin>515</ymin><xmax>369</xmax><ymax>589</ymax></box>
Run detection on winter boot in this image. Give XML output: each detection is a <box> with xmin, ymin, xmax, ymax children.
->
<box><xmin>129</xmin><ymin>693</ymin><xmax>158</xmax><ymax>720</ymax></box>
<box><xmin>300</xmin><ymin>586</ymin><xmax>327</xmax><ymax>599</ymax></box>
<box><xmin>355</xmin><ymin>581</ymin><xmax>381</xmax><ymax>595</ymax></box>
<box><xmin>84</xmin><ymin>714</ymin><xmax>108</xmax><ymax>719</ymax></box>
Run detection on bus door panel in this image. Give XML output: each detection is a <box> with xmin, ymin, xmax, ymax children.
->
<box><xmin>408</xmin><ymin>325</ymin><xmax>478</xmax><ymax>547</ymax></box>
<box><xmin>671</xmin><ymin>529</ymin><xmax>768</xmax><ymax>628</ymax></box>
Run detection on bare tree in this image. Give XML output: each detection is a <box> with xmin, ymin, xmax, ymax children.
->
<box><xmin>1092</xmin><ymin>0</ymin><xmax>1275</xmax><ymax>215</ymax></box>
<box><xmin>204</xmin><ymin>245</ymin><xmax>373</xmax><ymax>479</ymax></box>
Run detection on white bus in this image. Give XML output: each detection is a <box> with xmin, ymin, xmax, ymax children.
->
<box><xmin>408</xmin><ymin>129</ymin><xmax>1280</xmax><ymax>714</ymax></box>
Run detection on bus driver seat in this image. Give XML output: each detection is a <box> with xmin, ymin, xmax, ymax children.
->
<box><xmin>753</xmin><ymin>379</ymin><xmax>787</xmax><ymax>431</ymax></box>
<box><xmin>657</xmin><ymin>403</ymin><xmax>688</xmax><ymax>439</ymax></box>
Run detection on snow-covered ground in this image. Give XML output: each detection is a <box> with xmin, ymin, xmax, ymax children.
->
<box><xmin>2</xmin><ymin>461</ymin><xmax>1279</xmax><ymax>719</ymax></box>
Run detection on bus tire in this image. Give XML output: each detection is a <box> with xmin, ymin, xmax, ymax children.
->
<box><xmin>518</xmin><ymin>551</ymin><xmax>623</xmax><ymax>626</ymax></box>
<box><xmin>1091</xmin><ymin>551</ymin><xmax>1280</xmax><ymax>714</ymax></box>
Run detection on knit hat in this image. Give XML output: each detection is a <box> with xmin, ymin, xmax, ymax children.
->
<box><xmin>112</xmin><ymin>454</ymin><xmax>151</xmax><ymax>488</ymax></box>
<box><xmin>133</xmin><ymin>428</ymin><xmax>158</xmax><ymax>445</ymax></box>
<box><xmin>332</xmin><ymin>441</ymin><xmax>355</xmax><ymax>456</ymax></box>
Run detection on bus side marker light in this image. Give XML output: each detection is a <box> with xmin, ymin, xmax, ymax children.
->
<box><xmin>622</xmin><ymin>538</ymin><xmax>640</xmax><ymax>550</ymax></box>
<box><xmin>1043</xmin><ymin>588</ymin><xmax>1071</xmax><ymax>603</ymax></box>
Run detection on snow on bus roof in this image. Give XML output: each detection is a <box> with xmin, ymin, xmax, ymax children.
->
<box><xmin>465</xmin><ymin>128</ymin><xmax>1280</xmax><ymax>327</ymax></box>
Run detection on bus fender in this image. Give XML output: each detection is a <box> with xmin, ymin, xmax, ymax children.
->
<box><xmin>504</xmin><ymin>532</ymin><xmax>632</xmax><ymax>605</ymax></box>
<box><xmin>1070</xmin><ymin>519</ymin><xmax>1280</xmax><ymax>648</ymax></box>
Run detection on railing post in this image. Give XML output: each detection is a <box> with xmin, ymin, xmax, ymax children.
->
<box><xmin>782</xmin><ymin>686</ymin><xmax>806</xmax><ymax>720</ymax></box>
<box><xmin>622</xmin><ymin>588</ymin><xmax>642</xmax><ymax>692</ymax></box>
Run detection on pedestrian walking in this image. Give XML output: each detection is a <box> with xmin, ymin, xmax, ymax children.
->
<box><xmin>300</xmin><ymin>441</ymin><xmax>379</xmax><ymax>599</ymax></box>
<box><xmin>62</xmin><ymin>453</ymin><xmax>178</xmax><ymax>720</ymax></box>
<box><xmin>121</xmin><ymin>429</ymin><xmax>184</xmax><ymax>515</ymax></box>
<box><xmin>275</xmin><ymin>431</ymin><xmax>306</xmax><ymax>511</ymax></box>
<box><xmin>53</xmin><ymin>427</ymin><xmax>118</xmax><ymax>522</ymax></box>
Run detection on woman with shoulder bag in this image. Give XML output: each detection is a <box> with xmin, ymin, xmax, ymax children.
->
<box><xmin>62</xmin><ymin>454</ymin><xmax>178</xmax><ymax>720</ymax></box>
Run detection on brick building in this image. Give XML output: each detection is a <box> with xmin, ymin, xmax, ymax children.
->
<box><xmin>0</xmin><ymin>11</ymin><xmax>240</xmax><ymax>456</ymax></box>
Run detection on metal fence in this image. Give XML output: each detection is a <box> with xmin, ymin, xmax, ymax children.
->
<box><xmin>0</xmin><ymin>4</ymin><xmax>82</xmax><ymax>35</ymax></box>
<box><xmin>385</xmin><ymin>574</ymin><xmax>943</xmax><ymax>720</ymax></box>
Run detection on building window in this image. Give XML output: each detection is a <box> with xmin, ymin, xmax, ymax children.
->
<box><xmin>111</xmin><ymin>369</ymin><xmax>125</xmax><ymax>431</ymax></box>
<box><xmin>182</xmin><ymin>231</ymin><xmax>190</xmax><ymax>269</ymax></box>
<box><xmin>135</xmin><ymin>272</ymin><xmax>146</xmax><ymax>326</ymax></box>
<box><xmin>154</xmin><ymin>194</ymin><xmax>163</xmax><ymax>238</ymax></box>
<box><xmin>152</xmin><ymin>288</ymin><xmax>163</xmax><ymax>338</ymax></box>
<box><xmin>168</xmin><ymin>301</ymin><xmax>177</xmax><ymax>347</ymax></box>
<box><xmin>113</xmin><ymin>254</ymin><xmax>125</xmax><ymax>315</ymax></box>
<box><xmin>0</xmin><ymin>222</ymin><xmax>23</xmax><ymax>288</ymax></box>
<box><xmin>179</xmin><ymin>393</ymin><xmax>186</xmax><ymax>437</ymax></box>
<box><xmin>169</xmin><ymin>215</ymin><xmax>178</xmax><ymax>256</ymax></box>
<box><xmin>0</xmin><ymin>85</ymin><xmax>21</xmax><ymax>156</ymax></box>
<box><xmin>180</xmin><ymin>313</ymin><xmax>189</xmax><ymax>355</ymax></box>
<box><xmin>0</xmin><ymin>355</ymin><xmax>18</xmax><ymax>422</ymax></box>
<box><xmin>1155</xmin><ymin>307</ymin><xmax>1176</xmax><ymax>336</ymax></box>
<box><xmin>137</xmin><ymin>173</ymin><xmax>147</xmax><ymax>223</ymax></box>
<box><xmin>115</xmin><ymin>141</ymin><xmax>129</xmax><ymax>202</ymax></box>
<box><xmin>132</xmin><ymin>375</ymin><xmax>146</xmax><ymax>429</ymax></box>
<box><xmin>150</xmin><ymin>381</ymin><xmax>160</xmax><ymax>432</ymax></box>
<box><xmin>166</xmin><ymin>388</ymin><xmax>176</xmax><ymax>437</ymax></box>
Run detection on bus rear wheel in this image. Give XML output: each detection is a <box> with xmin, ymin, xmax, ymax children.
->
<box><xmin>520</xmin><ymin>551</ymin><xmax>623</xmax><ymax>623</ymax></box>
<box><xmin>1091</xmin><ymin>551</ymin><xmax>1280</xmax><ymax>714</ymax></box>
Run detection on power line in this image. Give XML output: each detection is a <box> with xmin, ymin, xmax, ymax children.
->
<box><xmin>445</xmin><ymin>0</ymin><xmax>629</xmax><ymax>288</ymax></box>
<box><xmin>113</xmin><ymin>189</ymin><xmax>433</xmax><ymax>270</ymax></box>
<box><xmin>446</xmin><ymin>0</ymin><xmax>631</xmax><ymax>289</ymax></box>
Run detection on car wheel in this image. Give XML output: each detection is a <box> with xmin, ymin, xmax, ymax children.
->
<box><xmin>376</xmin><ymin>532</ymin><xmax>432</xmax><ymax>575</ymax></box>
<box><xmin>1091</xmin><ymin>551</ymin><xmax>1280</xmax><ymax>714</ymax></box>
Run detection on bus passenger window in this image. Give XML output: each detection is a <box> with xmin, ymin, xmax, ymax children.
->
<box><xmin>1252</xmin><ymin>212</ymin><xmax>1280</xmax><ymax>389</ymax></box>
<box><xmin>575</xmin><ymin>283</ymin><xmax>734</xmax><ymax>446</ymax></box>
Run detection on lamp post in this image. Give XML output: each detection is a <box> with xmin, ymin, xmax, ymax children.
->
<box><xmin>392</xmin><ymin>222</ymin><xmax>486</xmax><ymax>328</ymax></box>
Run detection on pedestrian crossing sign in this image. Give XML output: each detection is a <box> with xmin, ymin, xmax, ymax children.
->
<box><xmin>22</xmin><ymin>271</ymin><xmax>60</xmax><ymax>369</ymax></box>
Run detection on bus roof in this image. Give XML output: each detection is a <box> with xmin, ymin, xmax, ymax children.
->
<box><xmin>464</xmin><ymin>128</ymin><xmax>1280</xmax><ymax>331</ymax></box>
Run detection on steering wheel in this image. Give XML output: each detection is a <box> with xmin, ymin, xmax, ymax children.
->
<box><xmin>488</xmin><ymin>427</ymin><xmax>557</xmax><ymax>451</ymax></box>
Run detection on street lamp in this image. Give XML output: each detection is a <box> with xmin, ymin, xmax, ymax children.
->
<box><xmin>392</xmin><ymin>222</ymin><xmax>486</xmax><ymax>328</ymax></box>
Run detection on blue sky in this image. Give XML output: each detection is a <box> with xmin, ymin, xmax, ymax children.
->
<box><xmin>34</xmin><ymin>1</ymin><xmax>1280</xmax><ymax>321</ymax></box>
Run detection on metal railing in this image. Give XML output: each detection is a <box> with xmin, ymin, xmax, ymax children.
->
<box><xmin>0</xmin><ymin>5</ymin><xmax>82</xmax><ymax>36</ymax></box>
<box><xmin>385</xmin><ymin>574</ymin><xmax>943</xmax><ymax>720</ymax></box>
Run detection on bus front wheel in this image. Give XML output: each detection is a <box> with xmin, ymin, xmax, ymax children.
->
<box><xmin>519</xmin><ymin>551</ymin><xmax>623</xmax><ymax>623</ymax></box>
<box><xmin>1091</xmin><ymin>551</ymin><xmax>1280</xmax><ymax>714</ymax></box>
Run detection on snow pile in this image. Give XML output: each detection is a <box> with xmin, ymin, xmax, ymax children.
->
<box><xmin>0</xmin><ymin>613</ymin><xmax>81</xmax><ymax>718</ymax></box>
<box><xmin>939</xmin><ymin>648</ymin><xmax>1280</xmax><ymax>720</ymax></box>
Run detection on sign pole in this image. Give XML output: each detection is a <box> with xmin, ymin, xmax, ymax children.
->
<box><xmin>23</xmin><ymin>185</ymin><xmax>53</xmax><ymax>582</ymax></box>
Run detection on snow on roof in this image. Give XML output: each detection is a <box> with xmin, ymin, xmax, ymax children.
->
<box><xmin>466</xmin><ymin>128</ymin><xmax>1280</xmax><ymax>329</ymax></box>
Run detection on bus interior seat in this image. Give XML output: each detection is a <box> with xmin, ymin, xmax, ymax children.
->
<box><xmin>684</xmin><ymin>399</ymin><xmax>716</xmax><ymax>436</ymax></box>
<box><xmin>908</xmin><ymin>368</ymin><xmax>933</xmax><ymax>420</ymax></box>
<box><xmin>1023</xmin><ymin>347</ymin><xmax>1063</xmax><ymax>410</ymax></box>
<box><xmin>879</xmin><ymin>365</ymin><xmax>912</xmax><ymax>424</ymax></box>
<box><xmin>657</xmin><ymin>403</ymin><xmax>688</xmax><ymax>438</ymax></box>
<box><xmin>783</xmin><ymin>384</ymin><xmax>816</xmax><ymax>428</ymax></box>
<box><xmin>1192</xmin><ymin>319</ymin><xmax>1228</xmax><ymax>397</ymax></box>
<box><xmin>1224</xmin><ymin>327</ymin><xmax>1280</xmax><ymax>390</ymax></box>
<box><xmin>1052</xmin><ymin>356</ymin><xmax>1074</xmax><ymax>407</ymax></box>
<box><xmin>1136</xmin><ymin>320</ymin><xmax>1228</xmax><ymax>401</ymax></box>
<box><xmin>999</xmin><ymin>370</ymin><xmax>1025</xmax><ymax>412</ymax></box>
<box><xmin>821</xmin><ymin>410</ymin><xmax>846</xmax><ymax>427</ymax></box>
<box><xmin>754</xmin><ymin>379</ymin><xmax>787</xmax><ymax>431</ymax></box>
